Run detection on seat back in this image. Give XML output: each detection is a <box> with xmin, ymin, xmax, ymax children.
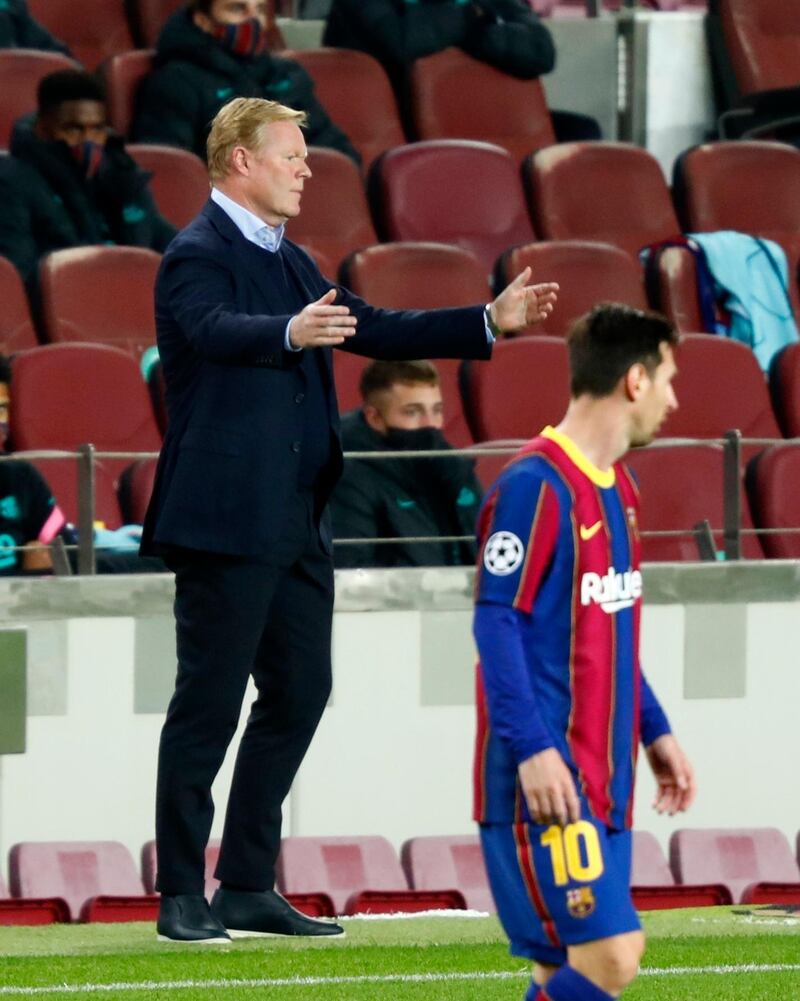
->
<box><xmin>0</xmin><ymin>256</ymin><xmax>38</xmax><ymax>353</ymax></box>
<box><xmin>26</xmin><ymin>0</ymin><xmax>135</xmax><ymax>68</ymax></box>
<box><xmin>375</xmin><ymin>140</ymin><xmax>535</xmax><ymax>276</ymax></box>
<box><xmin>341</xmin><ymin>242</ymin><xmax>490</xmax><ymax>446</ymax></box>
<box><xmin>39</xmin><ymin>246</ymin><xmax>160</xmax><ymax>359</ymax></box>
<box><xmin>720</xmin><ymin>0</ymin><xmax>800</xmax><ymax>97</ymax></box>
<box><xmin>103</xmin><ymin>50</ymin><xmax>156</xmax><ymax>138</ymax></box>
<box><xmin>333</xmin><ymin>352</ymin><xmax>370</xmax><ymax>416</ymax></box>
<box><xmin>527</xmin><ymin>142</ymin><xmax>680</xmax><ymax>260</ymax></box>
<box><xmin>769</xmin><ymin>342</ymin><xmax>800</xmax><ymax>437</ymax></box>
<box><xmin>282</xmin><ymin>48</ymin><xmax>405</xmax><ymax>172</ymax></box>
<box><xmin>128</xmin><ymin>144</ymin><xmax>209</xmax><ymax>228</ymax></box>
<box><xmin>410</xmin><ymin>48</ymin><xmax>554</xmax><ymax>161</ymax></box>
<box><xmin>118</xmin><ymin>458</ymin><xmax>158</xmax><ymax>524</ymax></box>
<box><xmin>9</xmin><ymin>841</ymin><xmax>144</xmax><ymax>919</ymax></box>
<box><xmin>276</xmin><ymin>836</ymin><xmax>408</xmax><ymax>915</ymax></box>
<box><xmin>497</xmin><ymin>240</ymin><xmax>648</xmax><ymax>337</ymax></box>
<box><xmin>30</xmin><ymin>458</ymin><xmax>123</xmax><ymax>529</ymax></box>
<box><xmin>0</xmin><ymin>50</ymin><xmax>79</xmax><ymax>149</ymax></box>
<box><xmin>285</xmin><ymin>147</ymin><xmax>376</xmax><ymax>276</ymax></box>
<box><xmin>748</xmin><ymin>444</ymin><xmax>800</xmax><ymax>558</ymax></box>
<box><xmin>461</xmin><ymin>338</ymin><xmax>570</xmax><ymax>442</ymax></box>
<box><xmin>141</xmin><ymin>839</ymin><xmax>221</xmax><ymax>898</ymax></box>
<box><xmin>669</xmin><ymin>828</ymin><xmax>800</xmax><ymax>903</ymax></box>
<box><xmin>650</xmin><ymin>245</ymin><xmax>707</xmax><ymax>334</ymax></box>
<box><xmin>400</xmin><ymin>835</ymin><xmax>494</xmax><ymax>912</ymax></box>
<box><xmin>630</xmin><ymin>831</ymin><xmax>674</xmax><ymax>886</ymax></box>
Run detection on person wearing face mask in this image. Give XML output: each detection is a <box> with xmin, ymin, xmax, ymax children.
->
<box><xmin>0</xmin><ymin>70</ymin><xmax>177</xmax><ymax>289</ymax></box>
<box><xmin>132</xmin><ymin>0</ymin><xmax>359</xmax><ymax>164</ymax></box>
<box><xmin>330</xmin><ymin>360</ymin><xmax>483</xmax><ymax>569</ymax></box>
<box><xmin>0</xmin><ymin>0</ymin><xmax>70</xmax><ymax>54</ymax></box>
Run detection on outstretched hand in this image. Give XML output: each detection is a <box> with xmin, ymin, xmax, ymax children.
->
<box><xmin>646</xmin><ymin>733</ymin><xmax>697</xmax><ymax>816</ymax></box>
<box><xmin>289</xmin><ymin>289</ymin><xmax>357</xmax><ymax>349</ymax></box>
<box><xmin>518</xmin><ymin>747</ymin><xmax>581</xmax><ymax>827</ymax></box>
<box><xmin>489</xmin><ymin>268</ymin><xmax>559</xmax><ymax>333</ymax></box>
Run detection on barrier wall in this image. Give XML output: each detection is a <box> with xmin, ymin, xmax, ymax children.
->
<box><xmin>0</xmin><ymin>561</ymin><xmax>797</xmax><ymax>877</ymax></box>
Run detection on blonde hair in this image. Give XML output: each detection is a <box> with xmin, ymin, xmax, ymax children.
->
<box><xmin>206</xmin><ymin>98</ymin><xmax>307</xmax><ymax>183</ymax></box>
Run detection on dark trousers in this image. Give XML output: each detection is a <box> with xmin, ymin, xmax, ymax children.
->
<box><xmin>155</xmin><ymin>494</ymin><xmax>333</xmax><ymax>895</ymax></box>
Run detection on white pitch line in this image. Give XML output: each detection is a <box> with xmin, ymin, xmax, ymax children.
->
<box><xmin>1</xmin><ymin>964</ymin><xmax>800</xmax><ymax>996</ymax></box>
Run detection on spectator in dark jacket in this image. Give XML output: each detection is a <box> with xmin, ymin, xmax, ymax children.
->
<box><xmin>0</xmin><ymin>70</ymin><xmax>176</xmax><ymax>288</ymax></box>
<box><xmin>0</xmin><ymin>0</ymin><xmax>70</xmax><ymax>54</ymax></box>
<box><xmin>133</xmin><ymin>0</ymin><xmax>359</xmax><ymax>163</ymax></box>
<box><xmin>330</xmin><ymin>360</ymin><xmax>482</xmax><ymax>569</ymax></box>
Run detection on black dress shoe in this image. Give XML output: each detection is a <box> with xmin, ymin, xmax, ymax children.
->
<box><xmin>157</xmin><ymin>894</ymin><xmax>231</xmax><ymax>943</ymax></box>
<box><xmin>210</xmin><ymin>888</ymin><xmax>344</xmax><ymax>938</ymax></box>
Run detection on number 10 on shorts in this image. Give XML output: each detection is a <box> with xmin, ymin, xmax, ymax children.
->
<box><xmin>540</xmin><ymin>821</ymin><xmax>605</xmax><ymax>886</ymax></box>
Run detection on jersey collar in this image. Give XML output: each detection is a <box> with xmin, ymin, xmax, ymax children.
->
<box><xmin>541</xmin><ymin>425</ymin><xmax>615</xmax><ymax>489</ymax></box>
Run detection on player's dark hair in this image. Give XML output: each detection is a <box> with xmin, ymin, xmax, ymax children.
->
<box><xmin>37</xmin><ymin>71</ymin><xmax>106</xmax><ymax>117</ymax></box>
<box><xmin>0</xmin><ymin>355</ymin><xmax>11</xmax><ymax>386</ymax></box>
<box><xmin>567</xmin><ymin>303</ymin><xmax>678</xmax><ymax>398</ymax></box>
<box><xmin>359</xmin><ymin>360</ymin><xmax>439</xmax><ymax>403</ymax></box>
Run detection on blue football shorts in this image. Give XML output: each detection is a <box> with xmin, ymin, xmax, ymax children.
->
<box><xmin>480</xmin><ymin>816</ymin><xmax>641</xmax><ymax>965</ymax></box>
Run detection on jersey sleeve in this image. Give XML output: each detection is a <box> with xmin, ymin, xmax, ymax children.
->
<box><xmin>475</xmin><ymin>461</ymin><xmax>560</xmax><ymax>613</ymax></box>
<box><xmin>640</xmin><ymin>670</ymin><xmax>672</xmax><ymax>745</ymax></box>
<box><xmin>21</xmin><ymin>464</ymin><xmax>65</xmax><ymax>544</ymax></box>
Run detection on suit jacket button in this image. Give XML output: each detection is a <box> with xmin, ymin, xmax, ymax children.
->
<box><xmin>291</xmin><ymin>441</ymin><xmax>301</xmax><ymax>452</ymax></box>
<box><xmin>295</xmin><ymin>392</ymin><xmax>305</xmax><ymax>404</ymax></box>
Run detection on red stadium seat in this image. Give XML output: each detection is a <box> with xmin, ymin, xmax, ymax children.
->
<box><xmin>9</xmin><ymin>841</ymin><xmax>156</xmax><ymax>923</ymax></box>
<box><xmin>0</xmin><ymin>871</ymin><xmax>69</xmax><ymax>926</ymax></box>
<box><xmin>0</xmin><ymin>255</ymin><xmax>38</xmax><ymax>353</ymax></box>
<box><xmin>10</xmin><ymin>344</ymin><xmax>162</xmax><ymax>491</ymax></box>
<box><xmin>38</xmin><ymin>246</ymin><xmax>160</xmax><ymax>359</ymax></box>
<box><xmin>648</xmin><ymin>244</ymin><xmax>707</xmax><ymax>334</ymax></box>
<box><xmin>747</xmin><ymin>444</ymin><xmax>800</xmax><ymax>558</ymax></box>
<box><xmin>718</xmin><ymin>0</ymin><xmax>800</xmax><ymax>98</ymax></box>
<box><xmin>673</xmin><ymin>141</ymin><xmax>800</xmax><ymax>314</ymax></box>
<box><xmin>526</xmin><ymin>142</ymin><xmax>680</xmax><ymax>260</ymax></box>
<box><xmin>0</xmin><ymin>50</ymin><xmax>79</xmax><ymax>150</ymax></box>
<box><xmin>285</xmin><ymin>148</ymin><xmax>376</xmax><ymax>276</ymax></box>
<box><xmin>496</xmin><ymin>241</ymin><xmax>648</xmax><ymax>338</ymax></box>
<box><xmin>401</xmin><ymin>835</ymin><xmax>495</xmax><ymax>912</ymax></box>
<box><xmin>670</xmin><ymin>828</ymin><xmax>800</xmax><ymax>904</ymax></box>
<box><xmin>460</xmin><ymin>338</ymin><xmax>570</xmax><ymax>442</ymax></box>
<box><xmin>128</xmin><ymin>144</ymin><xmax>209</xmax><ymax>229</ymax></box>
<box><xmin>631</xmin><ymin>831</ymin><xmax>674</xmax><ymax>887</ymax></box>
<box><xmin>629</xmin><ymin>832</ymin><xmax>733</xmax><ymax>910</ymax></box>
<box><xmin>625</xmin><ymin>443</ymin><xmax>764</xmax><ymax>561</ymax></box>
<box><xmin>26</xmin><ymin>0</ymin><xmax>134</xmax><ymax>69</ymax></box>
<box><xmin>333</xmin><ymin>352</ymin><xmax>370</xmax><ymax>415</ymax></box>
<box><xmin>739</xmin><ymin>882</ymin><xmax>800</xmax><ymax>906</ymax></box>
<box><xmin>30</xmin><ymin>458</ymin><xmax>123</xmax><ymax>529</ymax></box>
<box><xmin>281</xmin><ymin>48</ymin><xmax>406</xmax><ymax>173</ymax></box>
<box><xmin>276</xmin><ymin>835</ymin><xmax>411</xmax><ymax>915</ymax></box>
<box><xmin>340</xmin><ymin>242</ymin><xmax>491</xmax><ymax>446</ymax></box>
<box><xmin>409</xmin><ymin>48</ymin><xmax>555</xmax><ymax>162</ymax></box>
<box><xmin>374</xmin><ymin>140</ymin><xmax>535</xmax><ymax>276</ymax></box>
<box><xmin>769</xmin><ymin>342</ymin><xmax>800</xmax><ymax>437</ymax></box>
<box><xmin>118</xmin><ymin>458</ymin><xmax>157</xmax><ymax>524</ymax></box>
<box><xmin>103</xmin><ymin>50</ymin><xmax>156</xmax><ymax>138</ymax></box>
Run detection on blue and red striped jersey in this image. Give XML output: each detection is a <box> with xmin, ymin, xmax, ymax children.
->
<box><xmin>472</xmin><ymin>426</ymin><xmax>670</xmax><ymax>830</ymax></box>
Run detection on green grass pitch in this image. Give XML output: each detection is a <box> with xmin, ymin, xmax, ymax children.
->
<box><xmin>1</xmin><ymin>906</ymin><xmax>798</xmax><ymax>1000</ymax></box>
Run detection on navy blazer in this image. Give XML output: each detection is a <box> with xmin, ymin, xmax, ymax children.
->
<box><xmin>141</xmin><ymin>199</ymin><xmax>492</xmax><ymax>557</ymax></box>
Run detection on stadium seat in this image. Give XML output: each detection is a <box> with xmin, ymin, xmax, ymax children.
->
<box><xmin>103</xmin><ymin>50</ymin><xmax>156</xmax><ymax>138</ymax></box>
<box><xmin>647</xmin><ymin>244</ymin><xmax>707</xmax><ymax>334</ymax></box>
<box><xmin>10</xmin><ymin>344</ymin><xmax>163</xmax><ymax>491</ymax></box>
<box><xmin>409</xmin><ymin>48</ymin><xmax>555</xmax><ymax>162</ymax></box>
<box><xmin>460</xmin><ymin>338</ymin><xmax>570</xmax><ymax>442</ymax></box>
<box><xmin>118</xmin><ymin>458</ymin><xmax>157</xmax><ymax>525</ymax></box>
<box><xmin>127</xmin><ymin>144</ymin><xmax>209</xmax><ymax>228</ymax></box>
<box><xmin>340</xmin><ymin>242</ymin><xmax>491</xmax><ymax>446</ymax></box>
<box><xmin>739</xmin><ymin>882</ymin><xmax>800</xmax><ymax>905</ymax></box>
<box><xmin>670</xmin><ymin>828</ymin><xmax>800</xmax><ymax>904</ymax></box>
<box><xmin>0</xmin><ymin>870</ymin><xmax>70</xmax><ymax>926</ymax></box>
<box><xmin>769</xmin><ymin>342</ymin><xmax>800</xmax><ymax>437</ymax></box>
<box><xmin>629</xmin><ymin>831</ymin><xmax>733</xmax><ymax>910</ymax></box>
<box><xmin>30</xmin><ymin>457</ymin><xmax>123</xmax><ymax>529</ymax></box>
<box><xmin>625</xmin><ymin>443</ymin><xmax>764</xmax><ymax>561</ymax></box>
<box><xmin>631</xmin><ymin>831</ymin><xmax>674</xmax><ymax>887</ymax></box>
<box><xmin>131</xmin><ymin>0</ymin><xmax>284</xmax><ymax>49</ymax></box>
<box><xmin>673</xmin><ymin>141</ymin><xmax>800</xmax><ymax>312</ymax></box>
<box><xmin>277</xmin><ymin>835</ymin><xmax>416</xmax><ymax>915</ymax></box>
<box><xmin>26</xmin><ymin>0</ymin><xmax>135</xmax><ymax>69</ymax></box>
<box><xmin>373</xmin><ymin>140</ymin><xmax>535</xmax><ymax>276</ymax></box>
<box><xmin>0</xmin><ymin>255</ymin><xmax>38</xmax><ymax>353</ymax></box>
<box><xmin>401</xmin><ymin>835</ymin><xmax>495</xmax><ymax>912</ymax></box>
<box><xmin>525</xmin><ymin>142</ymin><xmax>680</xmax><ymax>260</ymax></box>
<box><xmin>38</xmin><ymin>246</ymin><xmax>160</xmax><ymax>359</ymax></box>
<box><xmin>284</xmin><ymin>148</ymin><xmax>376</xmax><ymax>275</ymax></box>
<box><xmin>9</xmin><ymin>841</ymin><xmax>158</xmax><ymax>923</ymax></box>
<box><xmin>746</xmin><ymin>444</ymin><xmax>800</xmax><ymax>559</ymax></box>
<box><xmin>281</xmin><ymin>49</ymin><xmax>405</xmax><ymax>172</ymax></box>
<box><xmin>333</xmin><ymin>351</ymin><xmax>370</xmax><ymax>416</ymax></box>
<box><xmin>0</xmin><ymin>50</ymin><xmax>79</xmax><ymax>150</ymax></box>
<box><xmin>495</xmin><ymin>240</ymin><xmax>648</xmax><ymax>338</ymax></box>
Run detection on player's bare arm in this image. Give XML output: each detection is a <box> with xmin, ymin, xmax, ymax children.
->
<box><xmin>518</xmin><ymin>747</ymin><xmax>582</xmax><ymax>827</ymax></box>
<box><xmin>645</xmin><ymin>732</ymin><xmax>697</xmax><ymax>816</ymax></box>
<box><xmin>489</xmin><ymin>267</ymin><xmax>559</xmax><ymax>332</ymax></box>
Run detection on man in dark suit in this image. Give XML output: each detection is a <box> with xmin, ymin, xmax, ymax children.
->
<box><xmin>141</xmin><ymin>96</ymin><xmax>558</xmax><ymax>943</ymax></box>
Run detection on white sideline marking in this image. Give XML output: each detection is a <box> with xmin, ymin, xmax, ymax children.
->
<box><xmin>1</xmin><ymin>964</ymin><xmax>800</xmax><ymax>995</ymax></box>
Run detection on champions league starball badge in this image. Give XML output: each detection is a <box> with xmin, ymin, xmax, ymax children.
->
<box><xmin>483</xmin><ymin>531</ymin><xmax>524</xmax><ymax>575</ymax></box>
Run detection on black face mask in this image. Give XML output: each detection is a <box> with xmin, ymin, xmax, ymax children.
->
<box><xmin>382</xmin><ymin>426</ymin><xmax>447</xmax><ymax>452</ymax></box>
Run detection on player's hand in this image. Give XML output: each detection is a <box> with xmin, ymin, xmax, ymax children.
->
<box><xmin>518</xmin><ymin>748</ymin><xmax>581</xmax><ymax>827</ymax></box>
<box><xmin>288</xmin><ymin>288</ymin><xmax>357</xmax><ymax>348</ymax></box>
<box><xmin>489</xmin><ymin>268</ymin><xmax>559</xmax><ymax>333</ymax></box>
<box><xmin>645</xmin><ymin>733</ymin><xmax>696</xmax><ymax>816</ymax></box>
